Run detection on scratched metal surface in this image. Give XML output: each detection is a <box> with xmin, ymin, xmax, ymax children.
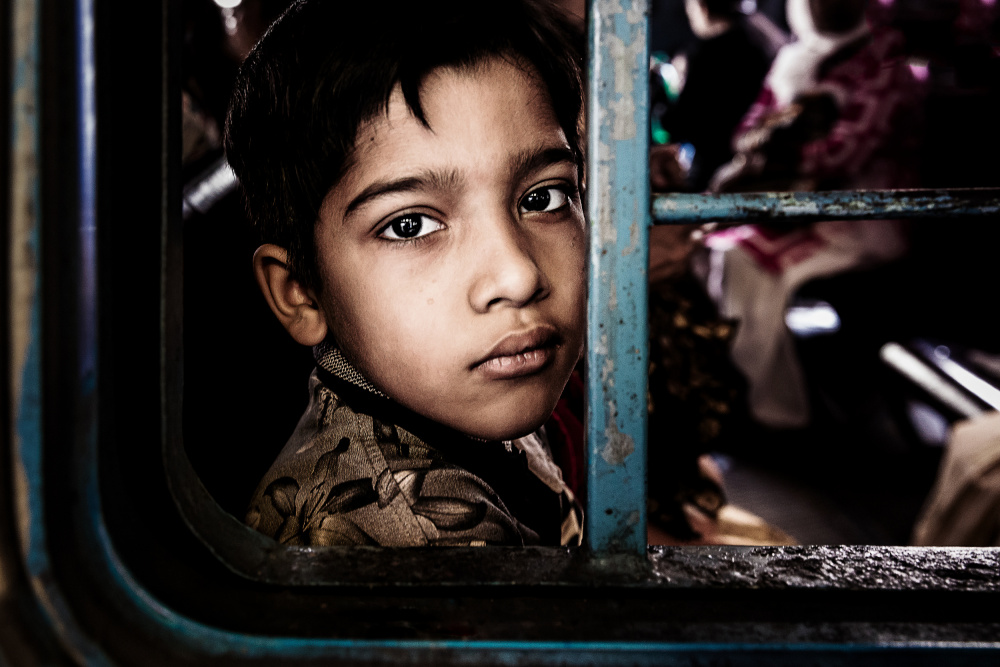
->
<box><xmin>647</xmin><ymin>546</ymin><xmax>1000</xmax><ymax>590</ymax></box>
<box><xmin>585</xmin><ymin>0</ymin><xmax>650</xmax><ymax>554</ymax></box>
<box><xmin>653</xmin><ymin>189</ymin><xmax>1000</xmax><ymax>224</ymax></box>
<box><xmin>159</xmin><ymin>534</ymin><xmax>1000</xmax><ymax>590</ymax></box>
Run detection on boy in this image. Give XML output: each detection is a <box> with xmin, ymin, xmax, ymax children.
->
<box><xmin>225</xmin><ymin>0</ymin><xmax>587</xmax><ymax>547</ymax></box>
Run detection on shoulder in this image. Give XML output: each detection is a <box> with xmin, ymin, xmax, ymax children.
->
<box><xmin>245</xmin><ymin>381</ymin><xmax>531</xmax><ymax>547</ymax></box>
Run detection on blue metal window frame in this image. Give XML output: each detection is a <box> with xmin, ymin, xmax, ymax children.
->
<box><xmin>5</xmin><ymin>0</ymin><xmax>1000</xmax><ymax>664</ymax></box>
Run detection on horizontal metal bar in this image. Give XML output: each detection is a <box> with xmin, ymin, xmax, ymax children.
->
<box><xmin>181</xmin><ymin>155</ymin><xmax>237</xmax><ymax>220</ymax></box>
<box><xmin>653</xmin><ymin>188</ymin><xmax>1000</xmax><ymax>224</ymax></box>
<box><xmin>880</xmin><ymin>343</ymin><xmax>983</xmax><ymax>420</ymax></box>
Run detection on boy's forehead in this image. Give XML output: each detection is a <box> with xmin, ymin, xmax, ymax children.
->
<box><xmin>329</xmin><ymin>59</ymin><xmax>571</xmax><ymax>207</ymax></box>
<box><xmin>357</xmin><ymin>58</ymin><xmax>551</xmax><ymax>139</ymax></box>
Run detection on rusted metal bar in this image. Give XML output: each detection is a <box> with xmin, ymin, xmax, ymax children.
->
<box><xmin>585</xmin><ymin>0</ymin><xmax>650</xmax><ymax>555</ymax></box>
<box><xmin>653</xmin><ymin>188</ymin><xmax>1000</xmax><ymax>224</ymax></box>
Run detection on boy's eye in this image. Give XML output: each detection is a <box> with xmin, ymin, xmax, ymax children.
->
<box><xmin>519</xmin><ymin>186</ymin><xmax>569</xmax><ymax>214</ymax></box>
<box><xmin>379</xmin><ymin>214</ymin><xmax>444</xmax><ymax>241</ymax></box>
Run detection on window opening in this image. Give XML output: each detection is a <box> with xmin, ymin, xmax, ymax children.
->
<box><xmin>169</xmin><ymin>0</ymin><xmax>1000</xmax><ymax>569</ymax></box>
<box><xmin>643</xmin><ymin>0</ymin><xmax>1000</xmax><ymax>548</ymax></box>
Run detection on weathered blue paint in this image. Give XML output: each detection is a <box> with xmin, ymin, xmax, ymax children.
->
<box><xmin>653</xmin><ymin>188</ymin><xmax>1000</xmax><ymax>224</ymax></box>
<box><xmin>585</xmin><ymin>0</ymin><xmax>651</xmax><ymax>554</ymax></box>
<box><xmin>9</xmin><ymin>0</ymin><xmax>112</xmax><ymax>663</ymax></box>
<box><xmin>11</xmin><ymin>0</ymin><xmax>43</xmax><ymax>578</ymax></box>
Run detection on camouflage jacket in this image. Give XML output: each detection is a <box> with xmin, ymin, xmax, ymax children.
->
<box><xmin>245</xmin><ymin>342</ymin><xmax>584</xmax><ymax>547</ymax></box>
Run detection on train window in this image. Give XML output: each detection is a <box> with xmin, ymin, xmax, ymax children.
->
<box><xmin>4</xmin><ymin>0</ymin><xmax>1000</xmax><ymax>664</ymax></box>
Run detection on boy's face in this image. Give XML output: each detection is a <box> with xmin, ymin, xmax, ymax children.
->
<box><xmin>313</xmin><ymin>58</ymin><xmax>586</xmax><ymax>441</ymax></box>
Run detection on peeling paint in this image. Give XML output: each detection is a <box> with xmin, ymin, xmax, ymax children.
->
<box><xmin>599</xmin><ymin>139</ymin><xmax>613</xmax><ymax>161</ymax></box>
<box><xmin>601</xmin><ymin>401</ymin><xmax>635</xmax><ymax>465</ymax></box>
<box><xmin>607</xmin><ymin>34</ymin><xmax>637</xmax><ymax>95</ymax></box>
<box><xmin>610</xmin><ymin>95</ymin><xmax>637</xmax><ymax>141</ymax></box>
<box><xmin>652</xmin><ymin>189</ymin><xmax>1000</xmax><ymax>224</ymax></box>
<box><xmin>777</xmin><ymin>201</ymin><xmax>820</xmax><ymax>215</ymax></box>
<box><xmin>12</xmin><ymin>0</ymin><xmax>41</xmax><ymax>563</ymax></box>
<box><xmin>12</xmin><ymin>0</ymin><xmax>40</xmax><ymax>432</ymax></box>
<box><xmin>625</xmin><ymin>3</ymin><xmax>645</xmax><ymax>24</ymax></box>
<box><xmin>601</xmin><ymin>357</ymin><xmax>615</xmax><ymax>386</ymax></box>
<box><xmin>598</xmin><ymin>0</ymin><xmax>627</xmax><ymax>24</ymax></box>
<box><xmin>595</xmin><ymin>333</ymin><xmax>609</xmax><ymax>356</ymax></box>
<box><xmin>604</xmin><ymin>28</ymin><xmax>643</xmax><ymax>141</ymax></box>
<box><xmin>621</xmin><ymin>222</ymin><xmax>639</xmax><ymax>256</ymax></box>
<box><xmin>597</xmin><ymin>163</ymin><xmax>615</xmax><ymax>246</ymax></box>
<box><xmin>607</xmin><ymin>277</ymin><xmax>617</xmax><ymax>312</ymax></box>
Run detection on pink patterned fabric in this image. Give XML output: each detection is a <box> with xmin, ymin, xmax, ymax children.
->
<box><xmin>736</xmin><ymin>27</ymin><xmax>923</xmax><ymax>190</ymax></box>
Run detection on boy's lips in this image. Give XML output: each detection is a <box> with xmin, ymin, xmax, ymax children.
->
<box><xmin>472</xmin><ymin>325</ymin><xmax>561</xmax><ymax>380</ymax></box>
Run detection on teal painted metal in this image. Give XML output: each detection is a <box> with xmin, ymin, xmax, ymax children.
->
<box><xmin>585</xmin><ymin>0</ymin><xmax>650</xmax><ymax>554</ymax></box>
<box><xmin>653</xmin><ymin>188</ymin><xmax>1000</xmax><ymax>224</ymax></box>
<box><xmin>9</xmin><ymin>0</ymin><xmax>111</xmax><ymax>663</ymax></box>
<box><xmin>11</xmin><ymin>0</ymin><xmax>44</xmax><ymax>578</ymax></box>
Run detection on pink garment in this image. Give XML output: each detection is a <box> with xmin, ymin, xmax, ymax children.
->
<box><xmin>706</xmin><ymin>20</ymin><xmax>921</xmax><ymax>427</ymax></box>
<box><xmin>736</xmin><ymin>26</ymin><xmax>923</xmax><ymax>190</ymax></box>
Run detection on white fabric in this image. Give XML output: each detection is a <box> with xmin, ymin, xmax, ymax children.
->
<box><xmin>707</xmin><ymin>220</ymin><xmax>906</xmax><ymax>427</ymax></box>
<box><xmin>912</xmin><ymin>410</ymin><xmax>1000</xmax><ymax>546</ymax></box>
<box><xmin>767</xmin><ymin>0</ymin><xmax>869</xmax><ymax>106</ymax></box>
<box><xmin>513</xmin><ymin>432</ymin><xmax>568</xmax><ymax>495</ymax></box>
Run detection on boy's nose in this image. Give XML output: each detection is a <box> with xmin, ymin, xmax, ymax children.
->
<box><xmin>469</xmin><ymin>216</ymin><xmax>549</xmax><ymax>313</ymax></box>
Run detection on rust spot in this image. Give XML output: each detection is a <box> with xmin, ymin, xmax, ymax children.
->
<box><xmin>601</xmin><ymin>400</ymin><xmax>635</xmax><ymax>466</ymax></box>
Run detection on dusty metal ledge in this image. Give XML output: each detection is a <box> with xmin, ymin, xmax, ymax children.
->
<box><xmin>205</xmin><ymin>540</ymin><xmax>1000</xmax><ymax>591</ymax></box>
<box><xmin>647</xmin><ymin>546</ymin><xmax>1000</xmax><ymax>591</ymax></box>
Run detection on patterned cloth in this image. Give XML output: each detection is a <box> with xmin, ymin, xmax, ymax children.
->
<box><xmin>730</xmin><ymin>21</ymin><xmax>923</xmax><ymax>190</ymax></box>
<box><xmin>245</xmin><ymin>342</ymin><xmax>584</xmax><ymax>547</ymax></box>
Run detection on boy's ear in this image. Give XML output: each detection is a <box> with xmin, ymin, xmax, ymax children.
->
<box><xmin>253</xmin><ymin>244</ymin><xmax>328</xmax><ymax>347</ymax></box>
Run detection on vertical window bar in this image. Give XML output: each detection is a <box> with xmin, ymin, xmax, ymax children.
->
<box><xmin>11</xmin><ymin>0</ymin><xmax>45</xmax><ymax>578</ymax></box>
<box><xmin>78</xmin><ymin>0</ymin><xmax>97</xmax><ymax>394</ymax></box>
<box><xmin>585</xmin><ymin>0</ymin><xmax>650</xmax><ymax>554</ymax></box>
<box><xmin>8</xmin><ymin>0</ymin><xmax>109</xmax><ymax>662</ymax></box>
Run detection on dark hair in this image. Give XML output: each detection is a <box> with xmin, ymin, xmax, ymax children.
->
<box><xmin>224</xmin><ymin>0</ymin><xmax>584</xmax><ymax>291</ymax></box>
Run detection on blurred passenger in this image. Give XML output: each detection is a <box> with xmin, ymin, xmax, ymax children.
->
<box><xmin>645</xmin><ymin>0</ymin><xmax>789</xmax><ymax>543</ymax></box>
<box><xmin>711</xmin><ymin>0</ymin><xmax>923</xmax><ymax>192</ymax></box>
<box><xmin>703</xmin><ymin>0</ymin><xmax>925</xmax><ymax>428</ymax></box>
<box><xmin>650</xmin><ymin>0</ymin><xmax>786</xmax><ymax>192</ymax></box>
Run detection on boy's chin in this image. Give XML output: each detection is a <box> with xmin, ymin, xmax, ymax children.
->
<box><xmin>466</xmin><ymin>379</ymin><xmax>579</xmax><ymax>441</ymax></box>
<box><xmin>455</xmin><ymin>409</ymin><xmax>553</xmax><ymax>443</ymax></box>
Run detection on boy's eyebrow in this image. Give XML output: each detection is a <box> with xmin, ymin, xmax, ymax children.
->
<box><xmin>343</xmin><ymin>146</ymin><xmax>577</xmax><ymax>218</ymax></box>
<box><xmin>344</xmin><ymin>170</ymin><xmax>462</xmax><ymax>216</ymax></box>
<box><xmin>508</xmin><ymin>146</ymin><xmax>578</xmax><ymax>184</ymax></box>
